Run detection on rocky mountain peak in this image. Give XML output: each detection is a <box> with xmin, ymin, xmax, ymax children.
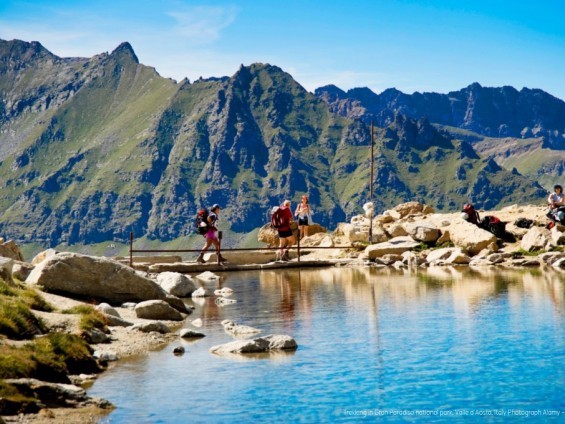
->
<box><xmin>347</xmin><ymin>87</ymin><xmax>378</xmax><ymax>103</ymax></box>
<box><xmin>110</xmin><ymin>42</ymin><xmax>139</xmax><ymax>64</ymax></box>
<box><xmin>0</xmin><ymin>39</ymin><xmax>56</xmax><ymax>70</ymax></box>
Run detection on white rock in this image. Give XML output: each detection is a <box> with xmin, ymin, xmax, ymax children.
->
<box><xmin>134</xmin><ymin>300</ymin><xmax>184</xmax><ymax>321</ymax></box>
<box><xmin>402</xmin><ymin>222</ymin><xmax>440</xmax><ymax>243</ymax></box>
<box><xmin>364</xmin><ymin>236</ymin><xmax>420</xmax><ymax>259</ymax></box>
<box><xmin>192</xmin><ymin>287</ymin><xmax>209</xmax><ymax>297</ymax></box>
<box><xmin>196</xmin><ymin>271</ymin><xmax>219</xmax><ymax>281</ymax></box>
<box><xmin>222</xmin><ymin>320</ymin><xmax>261</xmax><ymax>335</ymax></box>
<box><xmin>214</xmin><ymin>287</ymin><xmax>233</xmax><ymax>296</ymax></box>
<box><xmin>156</xmin><ymin>272</ymin><xmax>196</xmax><ymax>297</ymax></box>
<box><xmin>209</xmin><ymin>334</ymin><xmax>297</xmax><ymax>355</ymax></box>
<box><xmin>215</xmin><ymin>297</ymin><xmax>237</xmax><ymax>306</ymax></box>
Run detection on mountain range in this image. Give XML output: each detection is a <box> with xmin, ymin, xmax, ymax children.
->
<box><xmin>0</xmin><ymin>38</ymin><xmax>561</xmax><ymax>249</ymax></box>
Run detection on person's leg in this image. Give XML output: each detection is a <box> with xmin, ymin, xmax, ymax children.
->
<box><xmin>197</xmin><ymin>238</ymin><xmax>212</xmax><ymax>263</ymax></box>
<box><xmin>304</xmin><ymin>224</ymin><xmax>309</xmax><ymax>237</ymax></box>
<box><xmin>278</xmin><ymin>237</ymin><xmax>287</xmax><ymax>260</ymax></box>
<box><xmin>212</xmin><ymin>238</ymin><xmax>227</xmax><ymax>262</ymax></box>
<box><xmin>283</xmin><ymin>235</ymin><xmax>294</xmax><ymax>260</ymax></box>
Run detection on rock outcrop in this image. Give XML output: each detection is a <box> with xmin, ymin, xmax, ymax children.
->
<box><xmin>25</xmin><ymin>252</ymin><xmax>178</xmax><ymax>307</ymax></box>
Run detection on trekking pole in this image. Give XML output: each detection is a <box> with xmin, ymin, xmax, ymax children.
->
<box><xmin>297</xmin><ymin>231</ymin><xmax>301</xmax><ymax>263</ymax></box>
<box><xmin>129</xmin><ymin>231</ymin><xmax>133</xmax><ymax>268</ymax></box>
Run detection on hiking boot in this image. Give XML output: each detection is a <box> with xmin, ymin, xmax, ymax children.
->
<box><xmin>196</xmin><ymin>253</ymin><xmax>206</xmax><ymax>263</ymax></box>
<box><xmin>218</xmin><ymin>255</ymin><xmax>228</xmax><ymax>263</ymax></box>
<box><xmin>282</xmin><ymin>252</ymin><xmax>291</xmax><ymax>261</ymax></box>
<box><xmin>275</xmin><ymin>252</ymin><xmax>282</xmax><ymax>261</ymax></box>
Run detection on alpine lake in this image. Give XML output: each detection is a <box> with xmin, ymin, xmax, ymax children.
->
<box><xmin>88</xmin><ymin>266</ymin><xmax>565</xmax><ymax>423</ymax></box>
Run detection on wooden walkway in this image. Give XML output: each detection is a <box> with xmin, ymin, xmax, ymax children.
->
<box><xmin>130</xmin><ymin>259</ymin><xmax>346</xmax><ymax>273</ymax></box>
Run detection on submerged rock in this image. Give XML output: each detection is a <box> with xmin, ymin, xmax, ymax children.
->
<box><xmin>222</xmin><ymin>320</ymin><xmax>261</xmax><ymax>335</ymax></box>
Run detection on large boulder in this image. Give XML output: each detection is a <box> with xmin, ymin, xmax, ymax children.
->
<box><xmin>257</xmin><ymin>224</ymin><xmax>279</xmax><ymax>247</ymax></box>
<box><xmin>338</xmin><ymin>222</ymin><xmax>387</xmax><ymax>245</ymax></box>
<box><xmin>448</xmin><ymin>220</ymin><xmax>497</xmax><ymax>256</ymax></box>
<box><xmin>156</xmin><ymin>272</ymin><xmax>196</xmax><ymax>297</ymax></box>
<box><xmin>393</xmin><ymin>201</ymin><xmax>425</xmax><ymax>217</ymax></box>
<box><xmin>402</xmin><ymin>222</ymin><xmax>440</xmax><ymax>243</ymax></box>
<box><xmin>135</xmin><ymin>300</ymin><xmax>184</xmax><ymax>321</ymax></box>
<box><xmin>364</xmin><ymin>236</ymin><xmax>421</xmax><ymax>259</ymax></box>
<box><xmin>0</xmin><ymin>239</ymin><xmax>24</xmax><ymax>261</ymax></box>
<box><xmin>521</xmin><ymin>227</ymin><xmax>551</xmax><ymax>252</ymax></box>
<box><xmin>257</xmin><ymin>223</ymin><xmax>326</xmax><ymax>247</ymax></box>
<box><xmin>25</xmin><ymin>252</ymin><xmax>173</xmax><ymax>306</ymax></box>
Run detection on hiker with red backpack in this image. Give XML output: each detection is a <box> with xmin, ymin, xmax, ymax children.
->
<box><xmin>271</xmin><ymin>200</ymin><xmax>295</xmax><ymax>261</ymax></box>
<box><xmin>195</xmin><ymin>204</ymin><xmax>227</xmax><ymax>264</ymax></box>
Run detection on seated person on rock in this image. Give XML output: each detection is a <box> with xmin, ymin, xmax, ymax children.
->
<box><xmin>546</xmin><ymin>185</ymin><xmax>565</xmax><ymax>226</ymax></box>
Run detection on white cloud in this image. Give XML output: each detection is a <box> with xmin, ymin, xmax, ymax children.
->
<box><xmin>167</xmin><ymin>6</ymin><xmax>238</xmax><ymax>44</ymax></box>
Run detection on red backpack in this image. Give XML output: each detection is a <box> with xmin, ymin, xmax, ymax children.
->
<box><xmin>195</xmin><ymin>208</ymin><xmax>209</xmax><ymax>235</ymax></box>
<box><xmin>271</xmin><ymin>207</ymin><xmax>289</xmax><ymax>229</ymax></box>
<box><xmin>462</xmin><ymin>203</ymin><xmax>480</xmax><ymax>225</ymax></box>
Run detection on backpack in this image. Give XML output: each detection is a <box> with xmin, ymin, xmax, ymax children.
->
<box><xmin>514</xmin><ymin>218</ymin><xmax>533</xmax><ymax>229</ymax></box>
<box><xmin>195</xmin><ymin>208</ymin><xmax>209</xmax><ymax>235</ymax></box>
<box><xmin>462</xmin><ymin>203</ymin><xmax>480</xmax><ymax>225</ymax></box>
<box><xmin>271</xmin><ymin>206</ymin><xmax>289</xmax><ymax>229</ymax></box>
<box><xmin>480</xmin><ymin>215</ymin><xmax>515</xmax><ymax>241</ymax></box>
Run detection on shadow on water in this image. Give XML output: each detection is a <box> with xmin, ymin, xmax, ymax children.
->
<box><xmin>90</xmin><ymin>267</ymin><xmax>565</xmax><ymax>423</ymax></box>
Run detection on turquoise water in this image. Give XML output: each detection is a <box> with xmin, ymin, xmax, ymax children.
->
<box><xmin>89</xmin><ymin>267</ymin><xmax>565</xmax><ymax>423</ymax></box>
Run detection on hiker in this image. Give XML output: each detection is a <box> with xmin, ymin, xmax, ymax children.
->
<box><xmin>274</xmin><ymin>200</ymin><xmax>295</xmax><ymax>261</ymax></box>
<box><xmin>196</xmin><ymin>204</ymin><xmax>226</xmax><ymax>264</ymax></box>
<box><xmin>546</xmin><ymin>185</ymin><xmax>565</xmax><ymax>228</ymax></box>
<box><xmin>294</xmin><ymin>195</ymin><xmax>311</xmax><ymax>239</ymax></box>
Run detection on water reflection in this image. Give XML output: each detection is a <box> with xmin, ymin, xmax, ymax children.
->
<box><xmin>90</xmin><ymin>267</ymin><xmax>565</xmax><ymax>423</ymax></box>
<box><xmin>255</xmin><ymin>267</ymin><xmax>565</xmax><ymax>323</ymax></box>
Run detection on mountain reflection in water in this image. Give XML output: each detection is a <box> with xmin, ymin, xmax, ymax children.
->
<box><xmin>90</xmin><ymin>267</ymin><xmax>565</xmax><ymax>423</ymax></box>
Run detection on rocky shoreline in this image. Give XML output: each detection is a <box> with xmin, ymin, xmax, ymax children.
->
<box><xmin>1</xmin><ymin>202</ymin><xmax>562</xmax><ymax>423</ymax></box>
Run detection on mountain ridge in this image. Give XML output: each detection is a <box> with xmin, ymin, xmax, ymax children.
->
<box><xmin>0</xmin><ymin>39</ymin><xmax>554</xmax><ymax>248</ymax></box>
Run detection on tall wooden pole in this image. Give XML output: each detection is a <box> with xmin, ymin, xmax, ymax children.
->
<box><xmin>369</xmin><ymin>120</ymin><xmax>374</xmax><ymax>243</ymax></box>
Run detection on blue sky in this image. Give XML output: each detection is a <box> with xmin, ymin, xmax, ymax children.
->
<box><xmin>1</xmin><ymin>0</ymin><xmax>564</xmax><ymax>100</ymax></box>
